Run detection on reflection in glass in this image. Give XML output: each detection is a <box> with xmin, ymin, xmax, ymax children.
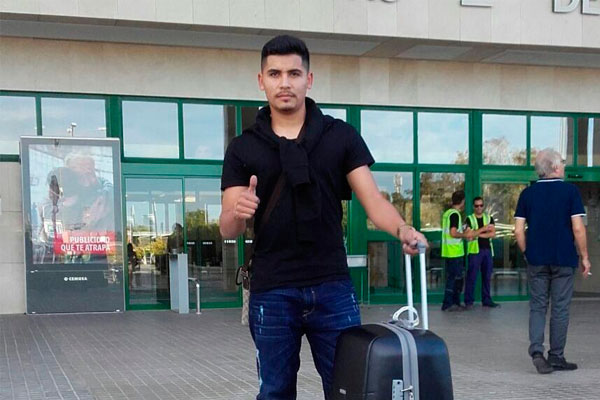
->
<box><xmin>419</xmin><ymin>173</ymin><xmax>465</xmax><ymax>231</ymax></box>
<box><xmin>183</xmin><ymin>104</ymin><xmax>236</xmax><ymax>160</ymax></box>
<box><xmin>126</xmin><ymin>178</ymin><xmax>183</xmax><ymax>306</ymax></box>
<box><xmin>361</xmin><ymin>110</ymin><xmax>413</xmax><ymax>163</ymax></box>
<box><xmin>368</xmin><ymin>241</ymin><xmax>406</xmax><ymax>297</ymax></box>
<box><xmin>577</xmin><ymin>118</ymin><xmax>600</xmax><ymax>167</ymax></box>
<box><xmin>368</xmin><ymin>171</ymin><xmax>413</xmax><ymax>230</ymax></box>
<box><xmin>342</xmin><ymin>200</ymin><xmax>349</xmax><ymax>249</ymax></box>
<box><xmin>0</xmin><ymin>96</ymin><xmax>37</xmax><ymax>154</ymax></box>
<box><xmin>241</xmin><ymin>106</ymin><xmax>261</xmax><ymax>132</ymax></box>
<box><xmin>418</xmin><ymin>112</ymin><xmax>469</xmax><ymax>164</ymax></box>
<box><xmin>419</xmin><ymin>172</ymin><xmax>465</xmax><ymax>294</ymax></box>
<box><xmin>482</xmin><ymin>183</ymin><xmax>528</xmax><ymax>297</ymax></box>
<box><xmin>572</xmin><ymin>182</ymin><xmax>600</xmax><ymax>296</ymax></box>
<box><xmin>185</xmin><ymin>178</ymin><xmax>238</xmax><ymax>305</ymax></box>
<box><xmin>321</xmin><ymin>108</ymin><xmax>347</xmax><ymax>121</ymax></box>
<box><xmin>41</xmin><ymin>98</ymin><xmax>106</xmax><ymax>138</ymax></box>
<box><xmin>122</xmin><ymin>101</ymin><xmax>178</xmax><ymax>158</ymax></box>
<box><xmin>530</xmin><ymin>116</ymin><xmax>574</xmax><ymax>165</ymax></box>
<box><xmin>482</xmin><ymin>114</ymin><xmax>526</xmax><ymax>165</ymax></box>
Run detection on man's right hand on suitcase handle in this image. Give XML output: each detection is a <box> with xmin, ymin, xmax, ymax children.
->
<box><xmin>399</xmin><ymin>225</ymin><xmax>428</xmax><ymax>256</ymax></box>
<box><xmin>234</xmin><ymin>175</ymin><xmax>260</xmax><ymax>220</ymax></box>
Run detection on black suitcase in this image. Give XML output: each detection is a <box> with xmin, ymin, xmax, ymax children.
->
<box><xmin>331</xmin><ymin>244</ymin><xmax>453</xmax><ymax>400</ymax></box>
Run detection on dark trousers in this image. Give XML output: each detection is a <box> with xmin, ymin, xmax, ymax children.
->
<box><xmin>249</xmin><ymin>279</ymin><xmax>361</xmax><ymax>400</ymax></box>
<box><xmin>527</xmin><ymin>265</ymin><xmax>575</xmax><ymax>358</ymax></box>
<box><xmin>442</xmin><ymin>257</ymin><xmax>465</xmax><ymax>310</ymax></box>
<box><xmin>465</xmin><ymin>248</ymin><xmax>493</xmax><ymax>305</ymax></box>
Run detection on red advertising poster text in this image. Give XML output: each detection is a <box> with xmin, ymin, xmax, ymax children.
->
<box><xmin>54</xmin><ymin>232</ymin><xmax>116</xmax><ymax>255</ymax></box>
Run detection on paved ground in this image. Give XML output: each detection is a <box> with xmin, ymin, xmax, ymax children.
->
<box><xmin>1</xmin><ymin>300</ymin><xmax>599</xmax><ymax>400</ymax></box>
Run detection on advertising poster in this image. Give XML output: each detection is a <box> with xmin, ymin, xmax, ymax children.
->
<box><xmin>21</xmin><ymin>137</ymin><xmax>124</xmax><ymax>313</ymax></box>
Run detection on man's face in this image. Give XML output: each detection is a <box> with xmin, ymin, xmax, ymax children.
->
<box><xmin>258</xmin><ymin>54</ymin><xmax>313</xmax><ymax>114</ymax></box>
<box><xmin>459</xmin><ymin>199</ymin><xmax>465</xmax><ymax>211</ymax></box>
<box><xmin>67</xmin><ymin>156</ymin><xmax>98</xmax><ymax>187</ymax></box>
<box><xmin>473</xmin><ymin>200</ymin><xmax>484</xmax><ymax>216</ymax></box>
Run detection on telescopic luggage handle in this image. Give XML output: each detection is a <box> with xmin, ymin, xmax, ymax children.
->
<box><xmin>392</xmin><ymin>241</ymin><xmax>428</xmax><ymax>330</ymax></box>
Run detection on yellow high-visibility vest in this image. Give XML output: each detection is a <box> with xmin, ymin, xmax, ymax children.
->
<box><xmin>466</xmin><ymin>213</ymin><xmax>494</xmax><ymax>256</ymax></box>
<box><xmin>441</xmin><ymin>208</ymin><xmax>464</xmax><ymax>258</ymax></box>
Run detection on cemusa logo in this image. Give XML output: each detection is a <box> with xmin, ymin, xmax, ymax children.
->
<box><xmin>63</xmin><ymin>276</ymin><xmax>88</xmax><ymax>282</ymax></box>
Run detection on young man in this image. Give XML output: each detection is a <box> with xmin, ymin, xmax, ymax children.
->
<box><xmin>464</xmin><ymin>196</ymin><xmax>499</xmax><ymax>309</ymax></box>
<box><xmin>514</xmin><ymin>148</ymin><xmax>591</xmax><ymax>374</ymax></box>
<box><xmin>440</xmin><ymin>190</ymin><xmax>474</xmax><ymax>312</ymax></box>
<box><xmin>219</xmin><ymin>35</ymin><xmax>427</xmax><ymax>399</ymax></box>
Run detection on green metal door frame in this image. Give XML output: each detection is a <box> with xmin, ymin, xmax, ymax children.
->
<box><xmin>3</xmin><ymin>90</ymin><xmax>599</xmax><ymax>309</ymax></box>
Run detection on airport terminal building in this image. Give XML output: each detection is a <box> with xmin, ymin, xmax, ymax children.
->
<box><xmin>0</xmin><ymin>0</ymin><xmax>599</xmax><ymax>314</ymax></box>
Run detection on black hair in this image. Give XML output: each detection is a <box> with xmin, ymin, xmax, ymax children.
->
<box><xmin>261</xmin><ymin>35</ymin><xmax>310</xmax><ymax>71</ymax></box>
<box><xmin>472</xmin><ymin>196</ymin><xmax>483</xmax><ymax>204</ymax></box>
<box><xmin>451</xmin><ymin>190</ymin><xmax>465</xmax><ymax>206</ymax></box>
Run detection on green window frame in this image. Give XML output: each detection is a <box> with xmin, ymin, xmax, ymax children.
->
<box><xmin>0</xmin><ymin>91</ymin><xmax>111</xmax><ymax>161</ymax></box>
<box><xmin>3</xmin><ymin>90</ymin><xmax>600</xmax><ymax>307</ymax></box>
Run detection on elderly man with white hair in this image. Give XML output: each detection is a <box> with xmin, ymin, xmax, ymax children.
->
<box><xmin>514</xmin><ymin>148</ymin><xmax>591</xmax><ymax>374</ymax></box>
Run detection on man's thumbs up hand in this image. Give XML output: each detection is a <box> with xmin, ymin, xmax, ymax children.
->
<box><xmin>234</xmin><ymin>175</ymin><xmax>260</xmax><ymax>220</ymax></box>
<box><xmin>248</xmin><ymin>175</ymin><xmax>257</xmax><ymax>195</ymax></box>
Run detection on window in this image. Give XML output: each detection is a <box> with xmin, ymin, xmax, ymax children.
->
<box><xmin>577</xmin><ymin>117</ymin><xmax>600</xmax><ymax>167</ymax></box>
<box><xmin>418</xmin><ymin>112</ymin><xmax>469</xmax><ymax>164</ymax></box>
<box><xmin>122</xmin><ymin>101</ymin><xmax>178</xmax><ymax>158</ymax></box>
<box><xmin>530</xmin><ymin>116</ymin><xmax>574</xmax><ymax>165</ymax></box>
<box><xmin>367</xmin><ymin>241</ymin><xmax>406</xmax><ymax>296</ymax></box>
<box><xmin>183</xmin><ymin>104</ymin><xmax>235</xmax><ymax>160</ymax></box>
<box><xmin>368</xmin><ymin>171</ymin><xmax>413</xmax><ymax>229</ymax></box>
<box><xmin>361</xmin><ymin>110</ymin><xmax>413</xmax><ymax>163</ymax></box>
<box><xmin>41</xmin><ymin>98</ymin><xmax>106</xmax><ymax>138</ymax></box>
<box><xmin>419</xmin><ymin>172</ymin><xmax>465</xmax><ymax>231</ymax></box>
<box><xmin>0</xmin><ymin>96</ymin><xmax>37</xmax><ymax>154</ymax></box>
<box><xmin>237</xmin><ymin>105</ymin><xmax>262</xmax><ymax>138</ymax></box>
<box><xmin>321</xmin><ymin>108</ymin><xmax>347</xmax><ymax>121</ymax></box>
<box><xmin>482</xmin><ymin>114</ymin><xmax>526</xmax><ymax>165</ymax></box>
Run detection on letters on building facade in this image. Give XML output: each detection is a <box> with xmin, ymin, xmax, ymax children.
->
<box><xmin>368</xmin><ymin>0</ymin><xmax>599</xmax><ymax>15</ymax></box>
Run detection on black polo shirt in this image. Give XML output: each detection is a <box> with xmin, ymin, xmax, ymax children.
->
<box><xmin>221</xmin><ymin>99</ymin><xmax>374</xmax><ymax>292</ymax></box>
<box><xmin>514</xmin><ymin>179</ymin><xmax>585</xmax><ymax>267</ymax></box>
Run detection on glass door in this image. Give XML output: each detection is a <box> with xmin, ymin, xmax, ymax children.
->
<box><xmin>366</xmin><ymin>171</ymin><xmax>414</xmax><ymax>303</ymax></box>
<box><xmin>572</xmin><ymin>181</ymin><xmax>600</xmax><ymax>297</ymax></box>
<box><xmin>125</xmin><ymin>178</ymin><xmax>183</xmax><ymax>308</ymax></box>
<box><xmin>419</xmin><ymin>172</ymin><xmax>466</xmax><ymax>296</ymax></box>
<box><xmin>480</xmin><ymin>182</ymin><xmax>529</xmax><ymax>299</ymax></box>
<box><xmin>185</xmin><ymin>178</ymin><xmax>240</xmax><ymax>307</ymax></box>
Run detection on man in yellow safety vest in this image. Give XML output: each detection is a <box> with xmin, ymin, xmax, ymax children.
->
<box><xmin>441</xmin><ymin>190</ymin><xmax>474</xmax><ymax>311</ymax></box>
<box><xmin>464</xmin><ymin>196</ymin><xmax>499</xmax><ymax>309</ymax></box>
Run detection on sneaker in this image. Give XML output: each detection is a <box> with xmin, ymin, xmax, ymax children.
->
<box><xmin>446</xmin><ymin>305</ymin><xmax>465</xmax><ymax>312</ymax></box>
<box><xmin>483</xmin><ymin>302</ymin><xmax>501</xmax><ymax>308</ymax></box>
<box><xmin>532</xmin><ymin>352</ymin><xmax>553</xmax><ymax>374</ymax></box>
<box><xmin>548</xmin><ymin>355</ymin><xmax>578</xmax><ymax>371</ymax></box>
<box><xmin>464</xmin><ymin>304</ymin><xmax>474</xmax><ymax>310</ymax></box>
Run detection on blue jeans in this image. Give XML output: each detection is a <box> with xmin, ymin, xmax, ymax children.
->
<box><xmin>465</xmin><ymin>249</ymin><xmax>493</xmax><ymax>305</ymax></box>
<box><xmin>442</xmin><ymin>257</ymin><xmax>465</xmax><ymax>310</ymax></box>
<box><xmin>249</xmin><ymin>279</ymin><xmax>361</xmax><ymax>400</ymax></box>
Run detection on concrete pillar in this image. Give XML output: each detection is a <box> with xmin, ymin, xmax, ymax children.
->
<box><xmin>0</xmin><ymin>162</ymin><xmax>25</xmax><ymax>314</ymax></box>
